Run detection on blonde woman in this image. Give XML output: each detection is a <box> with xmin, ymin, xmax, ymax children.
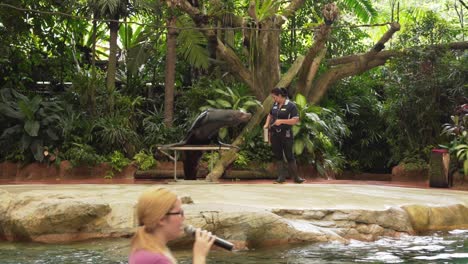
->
<box><xmin>129</xmin><ymin>187</ymin><xmax>214</xmax><ymax>264</ymax></box>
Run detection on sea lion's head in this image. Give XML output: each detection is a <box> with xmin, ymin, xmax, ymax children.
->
<box><xmin>208</xmin><ymin>109</ymin><xmax>251</xmax><ymax>125</ymax></box>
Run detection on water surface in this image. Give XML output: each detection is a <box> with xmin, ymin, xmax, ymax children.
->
<box><xmin>0</xmin><ymin>230</ymin><xmax>467</xmax><ymax>263</ymax></box>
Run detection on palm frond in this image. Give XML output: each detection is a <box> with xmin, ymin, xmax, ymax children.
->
<box><xmin>341</xmin><ymin>0</ymin><xmax>378</xmax><ymax>23</ymax></box>
<box><xmin>255</xmin><ymin>0</ymin><xmax>281</xmax><ymax>22</ymax></box>
<box><xmin>176</xmin><ymin>17</ymin><xmax>209</xmax><ymax>70</ymax></box>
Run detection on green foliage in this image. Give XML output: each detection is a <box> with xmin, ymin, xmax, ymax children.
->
<box><xmin>63</xmin><ymin>143</ymin><xmax>105</xmax><ymax>167</ymax></box>
<box><xmin>233</xmin><ymin>151</ymin><xmax>251</xmax><ymax>169</ymax></box>
<box><xmin>254</xmin><ymin>0</ymin><xmax>280</xmax><ymax>23</ymax></box>
<box><xmin>70</xmin><ymin>68</ymin><xmax>106</xmax><ymax>114</ymax></box>
<box><xmin>327</xmin><ymin>20</ymin><xmax>370</xmax><ymax>57</ymax></box>
<box><xmin>88</xmin><ymin>0</ymin><xmax>130</xmax><ymax>18</ymax></box>
<box><xmin>292</xmin><ymin>94</ymin><xmax>349</xmax><ymax>176</ymax></box>
<box><xmin>241</xmin><ymin>126</ymin><xmax>273</xmax><ymax>163</ymax></box>
<box><xmin>180</xmin><ymin>77</ymin><xmax>224</xmax><ymax>113</ymax></box>
<box><xmin>142</xmin><ymin>107</ymin><xmax>186</xmax><ymax>146</ymax></box>
<box><xmin>455</xmin><ymin>140</ymin><xmax>468</xmax><ymax>176</ymax></box>
<box><xmin>401</xmin><ymin>156</ymin><xmax>428</xmax><ymax>171</ymax></box>
<box><xmin>199</xmin><ymin>80</ymin><xmax>261</xmax><ymax>112</ymax></box>
<box><xmin>322</xmin><ymin>71</ymin><xmax>391</xmax><ymax>172</ymax></box>
<box><xmin>340</xmin><ymin>0</ymin><xmax>378</xmax><ymax>23</ymax></box>
<box><xmin>440</xmin><ymin>104</ymin><xmax>468</xmax><ymax>176</ymax></box>
<box><xmin>108</xmin><ymin>150</ymin><xmax>131</xmax><ymax>172</ymax></box>
<box><xmin>396</xmin><ymin>11</ymin><xmax>458</xmax><ymax>47</ymax></box>
<box><xmin>0</xmin><ymin>89</ymin><xmax>63</xmax><ymax>162</ymax></box>
<box><xmin>133</xmin><ymin>150</ymin><xmax>157</xmax><ymax>170</ymax></box>
<box><xmin>382</xmin><ymin>49</ymin><xmax>467</xmax><ymax>165</ymax></box>
<box><xmin>176</xmin><ymin>16</ymin><xmax>209</xmax><ymax>70</ymax></box>
<box><xmin>94</xmin><ymin>113</ymin><xmax>140</xmax><ymax>154</ymax></box>
<box><xmin>201</xmin><ymin>151</ymin><xmax>220</xmax><ymax>168</ymax></box>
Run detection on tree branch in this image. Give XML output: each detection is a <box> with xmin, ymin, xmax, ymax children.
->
<box><xmin>281</xmin><ymin>0</ymin><xmax>306</xmax><ymax>20</ymax></box>
<box><xmin>216</xmin><ymin>39</ymin><xmax>256</xmax><ymax>95</ymax></box>
<box><xmin>170</xmin><ymin>0</ymin><xmax>201</xmax><ymax>19</ymax></box>
<box><xmin>302</xmin><ymin>47</ymin><xmax>327</xmax><ymax>97</ymax></box>
<box><xmin>296</xmin><ymin>24</ymin><xmax>333</xmax><ymax>94</ymax></box>
<box><xmin>309</xmin><ymin>58</ymin><xmax>387</xmax><ymax>104</ymax></box>
<box><xmin>458</xmin><ymin>0</ymin><xmax>468</xmax><ymax>10</ymax></box>
<box><xmin>328</xmin><ymin>41</ymin><xmax>468</xmax><ymax>66</ymax></box>
<box><xmin>309</xmin><ymin>40</ymin><xmax>468</xmax><ymax>104</ymax></box>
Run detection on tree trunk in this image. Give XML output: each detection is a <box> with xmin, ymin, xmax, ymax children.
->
<box><xmin>107</xmin><ymin>20</ymin><xmax>119</xmax><ymax>112</ymax></box>
<box><xmin>164</xmin><ymin>16</ymin><xmax>177</xmax><ymax>127</ymax></box>
<box><xmin>90</xmin><ymin>17</ymin><xmax>98</xmax><ymax>117</ymax></box>
<box><xmin>296</xmin><ymin>24</ymin><xmax>332</xmax><ymax>95</ymax></box>
<box><xmin>252</xmin><ymin>21</ymin><xmax>281</xmax><ymax>99</ymax></box>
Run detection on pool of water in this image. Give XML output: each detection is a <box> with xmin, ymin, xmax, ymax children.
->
<box><xmin>0</xmin><ymin>230</ymin><xmax>467</xmax><ymax>263</ymax></box>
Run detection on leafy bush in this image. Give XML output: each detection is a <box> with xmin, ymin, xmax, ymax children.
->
<box><xmin>142</xmin><ymin>108</ymin><xmax>186</xmax><ymax>146</ymax></box>
<box><xmin>63</xmin><ymin>143</ymin><xmax>105</xmax><ymax>167</ymax></box>
<box><xmin>94</xmin><ymin>113</ymin><xmax>140</xmax><ymax>154</ymax></box>
<box><xmin>383</xmin><ymin>49</ymin><xmax>467</xmax><ymax>165</ymax></box>
<box><xmin>323</xmin><ymin>71</ymin><xmax>391</xmax><ymax>172</ymax></box>
<box><xmin>201</xmin><ymin>152</ymin><xmax>220</xmax><ymax>167</ymax></box>
<box><xmin>241</xmin><ymin>126</ymin><xmax>273</xmax><ymax>163</ymax></box>
<box><xmin>401</xmin><ymin>156</ymin><xmax>429</xmax><ymax>171</ymax></box>
<box><xmin>292</xmin><ymin>94</ymin><xmax>349</xmax><ymax>176</ymax></box>
<box><xmin>133</xmin><ymin>150</ymin><xmax>157</xmax><ymax>170</ymax></box>
<box><xmin>440</xmin><ymin>104</ymin><xmax>468</xmax><ymax>176</ymax></box>
<box><xmin>0</xmin><ymin>88</ymin><xmax>63</xmax><ymax>162</ymax></box>
<box><xmin>109</xmin><ymin>151</ymin><xmax>131</xmax><ymax>172</ymax></box>
<box><xmin>233</xmin><ymin>151</ymin><xmax>250</xmax><ymax>169</ymax></box>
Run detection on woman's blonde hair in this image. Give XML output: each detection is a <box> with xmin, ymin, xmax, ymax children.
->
<box><xmin>130</xmin><ymin>187</ymin><xmax>178</xmax><ymax>263</ymax></box>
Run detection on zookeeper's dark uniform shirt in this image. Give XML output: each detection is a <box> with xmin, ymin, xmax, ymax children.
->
<box><xmin>269</xmin><ymin>99</ymin><xmax>299</xmax><ymax>134</ymax></box>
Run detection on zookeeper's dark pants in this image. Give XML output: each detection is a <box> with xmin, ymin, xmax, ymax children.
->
<box><xmin>270</xmin><ymin>128</ymin><xmax>295</xmax><ymax>162</ymax></box>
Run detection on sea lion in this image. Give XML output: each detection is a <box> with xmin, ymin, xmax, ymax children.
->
<box><xmin>172</xmin><ymin>109</ymin><xmax>251</xmax><ymax>180</ymax></box>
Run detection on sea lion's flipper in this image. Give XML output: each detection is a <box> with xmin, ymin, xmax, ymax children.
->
<box><xmin>187</xmin><ymin>110</ymin><xmax>209</xmax><ymax>133</ymax></box>
<box><xmin>183</xmin><ymin>150</ymin><xmax>203</xmax><ymax>180</ymax></box>
<box><xmin>216</xmin><ymin>140</ymin><xmax>239</xmax><ymax>150</ymax></box>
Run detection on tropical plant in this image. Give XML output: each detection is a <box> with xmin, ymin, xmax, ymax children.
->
<box><xmin>133</xmin><ymin>150</ymin><xmax>157</xmax><ymax>170</ymax></box>
<box><xmin>440</xmin><ymin>104</ymin><xmax>468</xmax><ymax>176</ymax></box>
<box><xmin>63</xmin><ymin>143</ymin><xmax>105</xmax><ymax>167</ymax></box>
<box><xmin>58</xmin><ymin>104</ymin><xmax>95</xmax><ymax>149</ymax></box>
<box><xmin>382</xmin><ymin>48</ymin><xmax>467</xmax><ymax>165</ymax></box>
<box><xmin>240</xmin><ymin>125</ymin><xmax>273</xmax><ymax>163</ymax></box>
<box><xmin>292</xmin><ymin>93</ymin><xmax>349</xmax><ymax>176</ymax></box>
<box><xmin>396</xmin><ymin>10</ymin><xmax>457</xmax><ymax>48</ymax></box>
<box><xmin>0</xmin><ymin>88</ymin><xmax>63</xmax><ymax>162</ymax></box>
<box><xmin>141</xmin><ymin>106</ymin><xmax>186</xmax><ymax>146</ymax></box>
<box><xmin>201</xmin><ymin>151</ymin><xmax>220</xmax><ymax>172</ymax></box>
<box><xmin>108</xmin><ymin>150</ymin><xmax>131</xmax><ymax>172</ymax></box>
<box><xmin>88</xmin><ymin>0</ymin><xmax>132</xmax><ymax>111</ymax></box>
<box><xmin>176</xmin><ymin>15</ymin><xmax>210</xmax><ymax>70</ymax></box>
<box><xmin>70</xmin><ymin>68</ymin><xmax>107</xmax><ymax>116</ymax></box>
<box><xmin>94</xmin><ymin>113</ymin><xmax>140</xmax><ymax>154</ymax></box>
<box><xmin>322</xmin><ymin>71</ymin><xmax>391</xmax><ymax>172</ymax></box>
<box><xmin>233</xmin><ymin>150</ymin><xmax>250</xmax><ymax>169</ymax></box>
<box><xmin>200</xmin><ymin>81</ymin><xmax>261</xmax><ymax>112</ymax></box>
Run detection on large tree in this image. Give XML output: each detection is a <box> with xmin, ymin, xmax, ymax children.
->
<box><xmin>166</xmin><ymin>0</ymin><xmax>467</xmax><ymax>181</ymax></box>
<box><xmin>89</xmin><ymin>0</ymin><xmax>131</xmax><ymax>112</ymax></box>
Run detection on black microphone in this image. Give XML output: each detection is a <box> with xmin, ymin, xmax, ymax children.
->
<box><xmin>184</xmin><ymin>225</ymin><xmax>234</xmax><ymax>251</ymax></box>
